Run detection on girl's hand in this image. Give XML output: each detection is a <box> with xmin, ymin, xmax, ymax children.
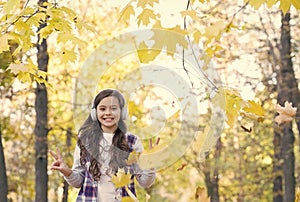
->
<box><xmin>49</xmin><ymin>148</ymin><xmax>72</xmax><ymax>177</ymax></box>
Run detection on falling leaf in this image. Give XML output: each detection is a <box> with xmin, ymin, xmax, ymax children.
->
<box><xmin>242</xmin><ymin>100</ymin><xmax>265</xmax><ymax>121</ymax></box>
<box><xmin>111</xmin><ymin>169</ymin><xmax>132</xmax><ymax>188</ymax></box>
<box><xmin>274</xmin><ymin>101</ymin><xmax>297</xmax><ymax>125</ymax></box>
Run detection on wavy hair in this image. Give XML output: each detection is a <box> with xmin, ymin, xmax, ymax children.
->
<box><xmin>77</xmin><ymin>89</ymin><xmax>130</xmax><ymax>181</ymax></box>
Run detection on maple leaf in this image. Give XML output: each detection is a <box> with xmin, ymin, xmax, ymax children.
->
<box><xmin>137</xmin><ymin>9</ymin><xmax>157</xmax><ymax>26</ymax></box>
<box><xmin>111</xmin><ymin>169</ymin><xmax>132</xmax><ymax>188</ymax></box>
<box><xmin>242</xmin><ymin>100</ymin><xmax>265</xmax><ymax>122</ymax></box>
<box><xmin>274</xmin><ymin>101</ymin><xmax>297</xmax><ymax>125</ymax></box>
<box><xmin>120</xmin><ymin>4</ymin><xmax>135</xmax><ymax>22</ymax></box>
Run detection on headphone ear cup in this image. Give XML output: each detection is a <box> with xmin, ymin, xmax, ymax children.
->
<box><xmin>121</xmin><ymin>107</ymin><xmax>128</xmax><ymax>120</ymax></box>
<box><xmin>91</xmin><ymin>108</ymin><xmax>97</xmax><ymax>121</ymax></box>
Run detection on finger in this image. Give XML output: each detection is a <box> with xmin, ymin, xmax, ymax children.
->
<box><xmin>49</xmin><ymin>150</ymin><xmax>58</xmax><ymax>160</ymax></box>
<box><xmin>56</xmin><ymin>147</ymin><xmax>62</xmax><ymax>159</ymax></box>
<box><xmin>155</xmin><ymin>137</ymin><xmax>160</xmax><ymax>146</ymax></box>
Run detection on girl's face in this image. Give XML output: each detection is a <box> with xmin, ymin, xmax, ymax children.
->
<box><xmin>96</xmin><ymin>96</ymin><xmax>121</xmax><ymax>133</ymax></box>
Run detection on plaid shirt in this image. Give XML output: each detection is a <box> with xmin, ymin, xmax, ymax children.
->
<box><xmin>75</xmin><ymin>133</ymin><xmax>138</xmax><ymax>202</ymax></box>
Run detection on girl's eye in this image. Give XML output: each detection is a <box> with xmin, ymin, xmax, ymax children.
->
<box><xmin>99</xmin><ymin>108</ymin><xmax>105</xmax><ymax>111</ymax></box>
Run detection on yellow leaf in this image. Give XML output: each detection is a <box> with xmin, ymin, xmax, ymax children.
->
<box><xmin>151</xmin><ymin>26</ymin><xmax>187</xmax><ymax>56</ymax></box>
<box><xmin>292</xmin><ymin>0</ymin><xmax>300</xmax><ymax>9</ymax></box>
<box><xmin>137</xmin><ymin>0</ymin><xmax>159</xmax><ymax>7</ymax></box>
<box><xmin>242</xmin><ymin>100</ymin><xmax>265</xmax><ymax>117</ymax></box>
<box><xmin>137</xmin><ymin>9</ymin><xmax>157</xmax><ymax>26</ymax></box>
<box><xmin>248</xmin><ymin>0</ymin><xmax>266</xmax><ymax>9</ymax></box>
<box><xmin>137</xmin><ymin>41</ymin><xmax>161</xmax><ymax>63</ymax></box>
<box><xmin>274</xmin><ymin>101</ymin><xmax>297</xmax><ymax>124</ymax></box>
<box><xmin>3</xmin><ymin>0</ymin><xmax>20</xmax><ymax>14</ymax></box>
<box><xmin>204</xmin><ymin>21</ymin><xmax>226</xmax><ymax>44</ymax></box>
<box><xmin>111</xmin><ymin>169</ymin><xmax>132</xmax><ymax>188</ymax></box>
<box><xmin>180</xmin><ymin>10</ymin><xmax>197</xmax><ymax>20</ymax></box>
<box><xmin>60</xmin><ymin>49</ymin><xmax>77</xmax><ymax>63</ymax></box>
<box><xmin>120</xmin><ymin>4</ymin><xmax>135</xmax><ymax>22</ymax></box>
<box><xmin>0</xmin><ymin>34</ymin><xmax>11</xmax><ymax>53</ymax></box>
<box><xmin>122</xmin><ymin>196</ymin><xmax>136</xmax><ymax>202</ymax></box>
<box><xmin>266</xmin><ymin>0</ymin><xmax>278</xmax><ymax>7</ymax></box>
<box><xmin>279</xmin><ymin>0</ymin><xmax>291</xmax><ymax>15</ymax></box>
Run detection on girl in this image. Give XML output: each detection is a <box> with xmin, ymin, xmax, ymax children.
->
<box><xmin>50</xmin><ymin>89</ymin><xmax>156</xmax><ymax>201</ymax></box>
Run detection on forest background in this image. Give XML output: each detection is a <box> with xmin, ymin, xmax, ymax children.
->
<box><xmin>0</xmin><ymin>0</ymin><xmax>300</xmax><ymax>201</ymax></box>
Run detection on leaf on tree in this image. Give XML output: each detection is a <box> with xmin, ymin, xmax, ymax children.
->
<box><xmin>137</xmin><ymin>9</ymin><xmax>157</xmax><ymax>26</ymax></box>
<box><xmin>120</xmin><ymin>4</ymin><xmax>135</xmax><ymax>23</ymax></box>
<box><xmin>274</xmin><ymin>101</ymin><xmax>297</xmax><ymax>125</ymax></box>
<box><xmin>279</xmin><ymin>0</ymin><xmax>291</xmax><ymax>15</ymax></box>
<box><xmin>137</xmin><ymin>41</ymin><xmax>161</xmax><ymax>63</ymax></box>
<box><xmin>3</xmin><ymin>0</ymin><xmax>20</xmax><ymax>14</ymax></box>
<box><xmin>292</xmin><ymin>0</ymin><xmax>300</xmax><ymax>9</ymax></box>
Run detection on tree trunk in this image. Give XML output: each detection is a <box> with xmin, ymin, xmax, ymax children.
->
<box><xmin>276</xmin><ymin>11</ymin><xmax>296</xmax><ymax>202</ymax></box>
<box><xmin>273</xmin><ymin>130</ymin><xmax>283</xmax><ymax>202</ymax></box>
<box><xmin>203</xmin><ymin>138</ymin><xmax>221</xmax><ymax>202</ymax></box>
<box><xmin>0</xmin><ymin>124</ymin><xmax>8</xmax><ymax>202</ymax></box>
<box><xmin>62</xmin><ymin>128</ymin><xmax>72</xmax><ymax>202</ymax></box>
<box><xmin>34</xmin><ymin>0</ymin><xmax>49</xmax><ymax>201</ymax></box>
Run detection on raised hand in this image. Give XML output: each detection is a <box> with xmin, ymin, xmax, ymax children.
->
<box><xmin>49</xmin><ymin>148</ymin><xmax>72</xmax><ymax>177</ymax></box>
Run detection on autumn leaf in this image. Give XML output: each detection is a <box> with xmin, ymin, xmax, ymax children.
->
<box><xmin>242</xmin><ymin>100</ymin><xmax>265</xmax><ymax>121</ymax></box>
<box><xmin>137</xmin><ymin>41</ymin><xmax>161</xmax><ymax>63</ymax></box>
<box><xmin>120</xmin><ymin>4</ymin><xmax>135</xmax><ymax>22</ymax></box>
<box><xmin>292</xmin><ymin>0</ymin><xmax>300</xmax><ymax>9</ymax></box>
<box><xmin>122</xmin><ymin>196</ymin><xmax>136</xmax><ymax>202</ymax></box>
<box><xmin>111</xmin><ymin>169</ymin><xmax>132</xmax><ymax>188</ymax></box>
<box><xmin>279</xmin><ymin>0</ymin><xmax>291</xmax><ymax>15</ymax></box>
<box><xmin>274</xmin><ymin>101</ymin><xmax>297</xmax><ymax>124</ymax></box>
<box><xmin>137</xmin><ymin>8</ymin><xmax>157</xmax><ymax>26</ymax></box>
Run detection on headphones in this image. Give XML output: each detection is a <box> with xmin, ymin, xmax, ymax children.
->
<box><xmin>90</xmin><ymin>89</ymin><xmax>128</xmax><ymax>121</ymax></box>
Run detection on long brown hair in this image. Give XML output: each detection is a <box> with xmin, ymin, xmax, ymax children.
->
<box><xmin>77</xmin><ymin>89</ymin><xmax>130</xmax><ymax>181</ymax></box>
